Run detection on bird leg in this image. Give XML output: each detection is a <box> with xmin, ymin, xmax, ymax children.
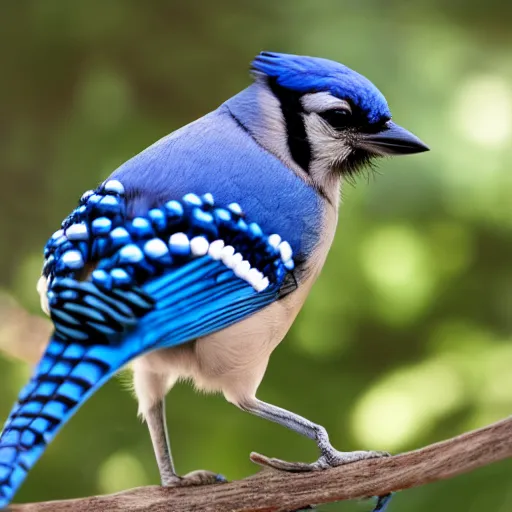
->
<box><xmin>238</xmin><ymin>398</ymin><xmax>388</xmax><ymax>472</ymax></box>
<box><xmin>145</xmin><ymin>400</ymin><xmax>177</xmax><ymax>485</ymax></box>
<box><xmin>145</xmin><ymin>399</ymin><xmax>226</xmax><ymax>486</ymax></box>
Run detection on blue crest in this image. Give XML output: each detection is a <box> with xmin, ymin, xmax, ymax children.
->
<box><xmin>252</xmin><ymin>52</ymin><xmax>391</xmax><ymax>124</ymax></box>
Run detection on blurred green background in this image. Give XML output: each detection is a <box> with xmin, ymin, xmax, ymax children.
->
<box><xmin>1</xmin><ymin>1</ymin><xmax>511</xmax><ymax>511</ymax></box>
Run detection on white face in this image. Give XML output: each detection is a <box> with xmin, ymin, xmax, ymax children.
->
<box><xmin>243</xmin><ymin>79</ymin><xmax>426</xmax><ymax>204</ymax></box>
<box><xmin>301</xmin><ymin>92</ymin><xmax>353</xmax><ymax>114</ymax></box>
<box><xmin>298</xmin><ymin>91</ymin><xmax>427</xmax><ymax>169</ymax></box>
<box><xmin>300</xmin><ymin>92</ymin><xmax>356</xmax><ymax>174</ymax></box>
<box><xmin>248</xmin><ymin>84</ymin><xmax>373</xmax><ymax>204</ymax></box>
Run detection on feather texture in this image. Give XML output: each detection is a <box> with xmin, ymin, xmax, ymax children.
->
<box><xmin>0</xmin><ymin>182</ymin><xmax>294</xmax><ymax>507</ymax></box>
<box><xmin>109</xmin><ymin>104</ymin><xmax>323</xmax><ymax>262</ymax></box>
<box><xmin>251</xmin><ymin>51</ymin><xmax>391</xmax><ymax>124</ymax></box>
<box><xmin>0</xmin><ymin>51</ymin><xmax>423</xmax><ymax>510</ymax></box>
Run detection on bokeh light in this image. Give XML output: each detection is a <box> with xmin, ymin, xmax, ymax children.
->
<box><xmin>352</xmin><ymin>359</ymin><xmax>464</xmax><ymax>450</ymax></box>
<box><xmin>97</xmin><ymin>451</ymin><xmax>150</xmax><ymax>495</ymax></box>
<box><xmin>360</xmin><ymin>225</ymin><xmax>436</xmax><ymax>324</ymax></box>
<box><xmin>453</xmin><ymin>75</ymin><xmax>512</xmax><ymax>147</ymax></box>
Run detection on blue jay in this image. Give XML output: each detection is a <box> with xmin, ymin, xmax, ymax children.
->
<box><xmin>0</xmin><ymin>52</ymin><xmax>428</xmax><ymax>509</ymax></box>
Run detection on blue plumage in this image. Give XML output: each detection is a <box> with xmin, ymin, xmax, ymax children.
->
<box><xmin>0</xmin><ymin>182</ymin><xmax>294</xmax><ymax>507</ymax></box>
<box><xmin>109</xmin><ymin>105</ymin><xmax>323</xmax><ymax>259</ymax></box>
<box><xmin>0</xmin><ymin>51</ymin><xmax>429</xmax><ymax>511</ymax></box>
<box><xmin>251</xmin><ymin>52</ymin><xmax>391</xmax><ymax>124</ymax></box>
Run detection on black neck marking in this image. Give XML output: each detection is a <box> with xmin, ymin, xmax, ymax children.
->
<box><xmin>267</xmin><ymin>78</ymin><xmax>311</xmax><ymax>173</ymax></box>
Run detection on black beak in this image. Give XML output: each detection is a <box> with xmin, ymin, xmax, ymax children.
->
<box><xmin>361</xmin><ymin>121</ymin><xmax>429</xmax><ymax>156</ymax></box>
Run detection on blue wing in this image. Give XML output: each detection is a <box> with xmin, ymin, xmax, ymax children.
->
<box><xmin>0</xmin><ymin>181</ymin><xmax>295</xmax><ymax>507</ymax></box>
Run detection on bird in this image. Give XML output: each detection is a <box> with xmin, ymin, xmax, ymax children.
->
<box><xmin>0</xmin><ymin>51</ymin><xmax>428</xmax><ymax>510</ymax></box>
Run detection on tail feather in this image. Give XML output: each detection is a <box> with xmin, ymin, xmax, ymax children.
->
<box><xmin>0</xmin><ymin>255</ymin><xmax>286</xmax><ymax>507</ymax></box>
<box><xmin>0</xmin><ymin>337</ymin><xmax>126</xmax><ymax>507</ymax></box>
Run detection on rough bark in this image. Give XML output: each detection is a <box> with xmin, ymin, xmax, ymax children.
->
<box><xmin>7</xmin><ymin>417</ymin><xmax>512</xmax><ymax>511</ymax></box>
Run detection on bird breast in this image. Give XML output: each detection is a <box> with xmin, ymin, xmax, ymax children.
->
<box><xmin>136</xmin><ymin>198</ymin><xmax>339</xmax><ymax>403</ymax></box>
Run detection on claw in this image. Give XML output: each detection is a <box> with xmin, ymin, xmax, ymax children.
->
<box><xmin>250</xmin><ymin>452</ymin><xmax>318</xmax><ymax>472</ymax></box>
<box><xmin>251</xmin><ymin>449</ymin><xmax>390</xmax><ymax>472</ymax></box>
<box><xmin>252</xmin><ymin>451</ymin><xmax>393</xmax><ymax>512</ymax></box>
<box><xmin>162</xmin><ymin>470</ymin><xmax>227</xmax><ymax>487</ymax></box>
<box><xmin>316</xmin><ymin>449</ymin><xmax>390</xmax><ymax>469</ymax></box>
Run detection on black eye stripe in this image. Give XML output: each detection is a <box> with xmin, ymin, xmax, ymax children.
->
<box><xmin>319</xmin><ymin>107</ymin><xmax>391</xmax><ymax>133</ymax></box>
<box><xmin>319</xmin><ymin>109</ymin><xmax>352</xmax><ymax>130</ymax></box>
<box><xmin>267</xmin><ymin>78</ymin><xmax>312</xmax><ymax>173</ymax></box>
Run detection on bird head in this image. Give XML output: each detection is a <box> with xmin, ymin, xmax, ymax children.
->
<box><xmin>233</xmin><ymin>52</ymin><xmax>428</xmax><ymax>196</ymax></box>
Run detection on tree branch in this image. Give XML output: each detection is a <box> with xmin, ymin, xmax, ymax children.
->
<box><xmin>8</xmin><ymin>417</ymin><xmax>512</xmax><ymax>512</ymax></box>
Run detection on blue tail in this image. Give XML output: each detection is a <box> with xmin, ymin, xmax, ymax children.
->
<box><xmin>0</xmin><ymin>186</ymin><xmax>293</xmax><ymax>507</ymax></box>
<box><xmin>0</xmin><ymin>262</ymin><xmax>281</xmax><ymax>507</ymax></box>
<box><xmin>0</xmin><ymin>336</ymin><xmax>128</xmax><ymax>507</ymax></box>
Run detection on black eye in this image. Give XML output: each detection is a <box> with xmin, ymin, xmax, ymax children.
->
<box><xmin>320</xmin><ymin>108</ymin><xmax>352</xmax><ymax>130</ymax></box>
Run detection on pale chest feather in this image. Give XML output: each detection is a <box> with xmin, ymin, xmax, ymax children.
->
<box><xmin>137</xmin><ymin>200</ymin><xmax>339</xmax><ymax>398</ymax></box>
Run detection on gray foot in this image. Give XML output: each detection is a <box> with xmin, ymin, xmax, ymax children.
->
<box><xmin>163</xmin><ymin>470</ymin><xmax>227</xmax><ymax>487</ymax></box>
<box><xmin>251</xmin><ymin>449</ymin><xmax>389</xmax><ymax>472</ymax></box>
<box><xmin>313</xmin><ymin>449</ymin><xmax>390</xmax><ymax>469</ymax></box>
